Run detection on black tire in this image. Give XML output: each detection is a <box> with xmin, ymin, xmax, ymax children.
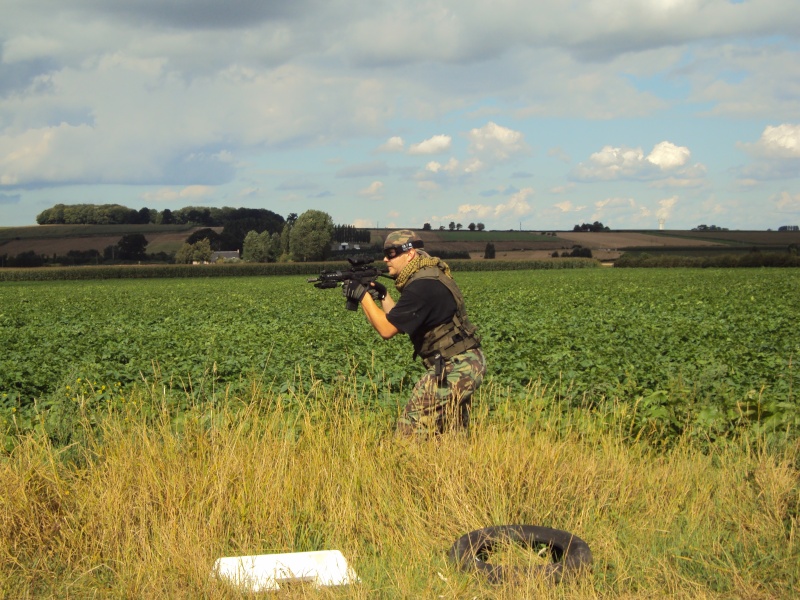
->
<box><xmin>447</xmin><ymin>525</ymin><xmax>593</xmax><ymax>584</ymax></box>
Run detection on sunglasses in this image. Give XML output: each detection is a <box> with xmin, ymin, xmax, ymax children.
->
<box><xmin>383</xmin><ymin>239</ymin><xmax>423</xmax><ymax>259</ymax></box>
<box><xmin>383</xmin><ymin>245</ymin><xmax>407</xmax><ymax>259</ymax></box>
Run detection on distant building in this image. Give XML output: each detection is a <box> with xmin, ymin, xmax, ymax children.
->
<box><xmin>778</xmin><ymin>225</ymin><xmax>799</xmax><ymax>231</ymax></box>
<box><xmin>211</xmin><ymin>250</ymin><xmax>240</xmax><ymax>261</ymax></box>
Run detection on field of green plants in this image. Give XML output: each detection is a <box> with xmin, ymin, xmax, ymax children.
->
<box><xmin>1</xmin><ymin>268</ymin><xmax>798</xmax><ymax>447</ymax></box>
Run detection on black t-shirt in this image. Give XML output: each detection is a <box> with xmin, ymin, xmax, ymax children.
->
<box><xmin>386</xmin><ymin>278</ymin><xmax>457</xmax><ymax>356</ymax></box>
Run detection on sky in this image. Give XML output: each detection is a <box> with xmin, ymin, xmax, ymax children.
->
<box><xmin>1</xmin><ymin>1</ymin><xmax>799</xmax><ymax>231</ymax></box>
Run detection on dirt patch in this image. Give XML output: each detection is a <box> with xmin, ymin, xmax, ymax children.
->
<box><xmin>553</xmin><ymin>231</ymin><xmax>724</xmax><ymax>249</ymax></box>
<box><xmin>0</xmin><ymin>231</ymin><xmax>194</xmax><ymax>256</ymax></box>
<box><xmin>468</xmin><ymin>248</ymin><xmax>623</xmax><ymax>261</ymax></box>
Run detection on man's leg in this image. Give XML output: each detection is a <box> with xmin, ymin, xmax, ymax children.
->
<box><xmin>396</xmin><ymin>348</ymin><xmax>486</xmax><ymax>437</ymax></box>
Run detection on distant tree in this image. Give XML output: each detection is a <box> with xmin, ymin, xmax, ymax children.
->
<box><xmin>439</xmin><ymin>225</ymin><xmax>445</xmax><ymax>231</ymax></box>
<box><xmin>456</xmin><ymin>223</ymin><xmax>462</xmax><ymax>231</ymax></box>
<box><xmin>574</xmin><ymin>221</ymin><xmax>609</xmax><ymax>232</ymax></box>
<box><xmin>570</xmin><ymin>246</ymin><xmax>593</xmax><ymax>258</ymax></box>
<box><xmin>449</xmin><ymin>222</ymin><xmax>456</xmax><ymax>231</ymax></box>
<box><xmin>174</xmin><ymin>239</ymin><xmax>212</xmax><ymax>264</ymax></box>
<box><xmin>290</xmin><ymin>210</ymin><xmax>334</xmax><ymax>261</ymax></box>
<box><xmin>192</xmin><ymin>239</ymin><xmax>213</xmax><ymax>263</ymax></box>
<box><xmin>268</xmin><ymin>232</ymin><xmax>282</xmax><ymax>262</ymax></box>
<box><xmin>6</xmin><ymin>250</ymin><xmax>45</xmax><ymax>267</ymax></box>
<box><xmin>186</xmin><ymin>228</ymin><xmax>223</xmax><ymax>250</ymax></box>
<box><xmin>216</xmin><ymin>208</ymin><xmax>285</xmax><ymax>250</ymax></box>
<box><xmin>277</xmin><ymin>222</ymin><xmax>290</xmax><ymax>259</ymax></box>
<box><xmin>242</xmin><ymin>230</ymin><xmax>269</xmax><ymax>262</ymax></box>
<box><xmin>468</xmin><ymin>223</ymin><xmax>476</xmax><ymax>231</ymax></box>
<box><xmin>160</xmin><ymin>209</ymin><xmax>175</xmax><ymax>225</ymax></box>
<box><xmin>422</xmin><ymin>223</ymin><xmax>432</xmax><ymax>231</ymax></box>
<box><xmin>116</xmin><ymin>234</ymin><xmax>148</xmax><ymax>260</ymax></box>
<box><xmin>476</xmin><ymin>222</ymin><xmax>485</xmax><ymax>231</ymax></box>
<box><xmin>174</xmin><ymin>243</ymin><xmax>193</xmax><ymax>264</ymax></box>
<box><xmin>137</xmin><ymin>207</ymin><xmax>152</xmax><ymax>224</ymax></box>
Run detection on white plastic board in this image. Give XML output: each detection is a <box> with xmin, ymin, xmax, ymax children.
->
<box><xmin>213</xmin><ymin>550</ymin><xmax>359</xmax><ymax>592</ymax></box>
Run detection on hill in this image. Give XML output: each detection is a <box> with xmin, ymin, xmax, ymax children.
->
<box><xmin>2</xmin><ymin>225</ymin><xmax>799</xmax><ymax>263</ymax></box>
<box><xmin>371</xmin><ymin>228</ymin><xmax>800</xmax><ymax>261</ymax></box>
<box><xmin>0</xmin><ymin>224</ymin><xmax>204</xmax><ymax>257</ymax></box>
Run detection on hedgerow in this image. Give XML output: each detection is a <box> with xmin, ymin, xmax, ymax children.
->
<box><xmin>615</xmin><ymin>251</ymin><xmax>800</xmax><ymax>268</ymax></box>
<box><xmin>0</xmin><ymin>258</ymin><xmax>599</xmax><ymax>281</ymax></box>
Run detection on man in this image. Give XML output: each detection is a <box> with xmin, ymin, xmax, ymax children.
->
<box><xmin>342</xmin><ymin>230</ymin><xmax>486</xmax><ymax>436</ymax></box>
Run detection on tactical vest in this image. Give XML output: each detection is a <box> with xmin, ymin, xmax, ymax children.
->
<box><xmin>405</xmin><ymin>266</ymin><xmax>481</xmax><ymax>365</ymax></box>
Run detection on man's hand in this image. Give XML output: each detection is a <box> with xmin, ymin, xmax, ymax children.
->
<box><xmin>368</xmin><ymin>281</ymin><xmax>387</xmax><ymax>301</ymax></box>
<box><xmin>342</xmin><ymin>279</ymin><xmax>368</xmax><ymax>304</ymax></box>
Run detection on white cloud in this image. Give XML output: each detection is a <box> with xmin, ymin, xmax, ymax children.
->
<box><xmin>466</xmin><ymin>122</ymin><xmax>528</xmax><ymax>161</ymax></box>
<box><xmin>554</xmin><ymin>200</ymin><xmax>586</xmax><ymax>213</ymax></box>
<box><xmin>439</xmin><ymin>187</ymin><xmax>535</xmax><ymax>221</ymax></box>
<box><xmin>377</xmin><ymin>136</ymin><xmax>404</xmax><ymax>152</ymax></box>
<box><xmin>494</xmin><ymin>188</ymin><xmax>534</xmax><ymax>217</ymax></box>
<box><xmin>415</xmin><ymin>155</ymin><xmax>484</xmax><ymax>188</ymax></box>
<box><xmin>2</xmin><ymin>35</ymin><xmax>61</xmax><ymax>63</ymax></box>
<box><xmin>572</xmin><ymin>141</ymin><xmax>699</xmax><ymax>184</ymax></box>
<box><xmin>656</xmin><ymin>196</ymin><xmax>679</xmax><ymax>219</ymax></box>
<box><xmin>775</xmin><ymin>191</ymin><xmax>800</xmax><ymax>213</ymax></box>
<box><xmin>741</xmin><ymin>124</ymin><xmax>800</xmax><ymax>159</ymax></box>
<box><xmin>409</xmin><ymin>134</ymin><xmax>452</xmax><ymax>155</ymax></box>
<box><xmin>550</xmin><ymin>183</ymin><xmax>575</xmax><ymax>194</ymax></box>
<box><xmin>736</xmin><ymin>124</ymin><xmax>800</xmax><ymax>182</ymax></box>
<box><xmin>647</xmin><ymin>141</ymin><xmax>691</xmax><ymax>169</ymax></box>
<box><xmin>425</xmin><ymin>158</ymin><xmax>460</xmax><ymax>174</ymax></box>
<box><xmin>359</xmin><ymin>180</ymin><xmax>384</xmax><ymax>199</ymax></box>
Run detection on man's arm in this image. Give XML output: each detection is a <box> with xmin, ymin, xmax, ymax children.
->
<box><xmin>360</xmin><ymin>293</ymin><xmax>400</xmax><ymax>339</ymax></box>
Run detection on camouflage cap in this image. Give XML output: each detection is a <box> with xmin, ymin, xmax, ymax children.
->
<box><xmin>383</xmin><ymin>229</ymin><xmax>424</xmax><ymax>251</ymax></box>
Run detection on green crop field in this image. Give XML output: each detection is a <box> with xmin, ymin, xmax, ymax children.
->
<box><xmin>1</xmin><ymin>268</ymin><xmax>798</xmax><ymax>446</ymax></box>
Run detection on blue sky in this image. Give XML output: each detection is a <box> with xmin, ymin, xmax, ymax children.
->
<box><xmin>1</xmin><ymin>0</ymin><xmax>799</xmax><ymax>230</ymax></box>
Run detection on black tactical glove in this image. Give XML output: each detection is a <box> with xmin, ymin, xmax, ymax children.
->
<box><xmin>368</xmin><ymin>281</ymin><xmax>387</xmax><ymax>301</ymax></box>
<box><xmin>342</xmin><ymin>279</ymin><xmax>368</xmax><ymax>304</ymax></box>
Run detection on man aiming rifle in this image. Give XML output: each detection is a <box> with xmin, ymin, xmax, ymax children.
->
<box><xmin>341</xmin><ymin>230</ymin><xmax>485</xmax><ymax>437</ymax></box>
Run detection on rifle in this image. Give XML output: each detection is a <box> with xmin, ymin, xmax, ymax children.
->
<box><xmin>307</xmin><ymin>255</ymin><xmax>389</xmax><ymax>310</ymax></box>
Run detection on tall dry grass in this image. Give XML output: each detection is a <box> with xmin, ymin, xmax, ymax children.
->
<box><xmin>1</xmin><ymin>376</ymin><xmax>798</xmax><ymax>599</ymax></box>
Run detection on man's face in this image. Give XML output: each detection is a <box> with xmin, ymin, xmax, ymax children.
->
<box><xmin>383</xmin><ymin>248</ymin><xmax>414</xmax><ymax>276</ymax></box>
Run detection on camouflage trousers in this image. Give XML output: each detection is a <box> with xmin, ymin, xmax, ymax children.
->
<box><xmin>396</xmin><ymin>348</ymin><xmax>486</xmax><ymax>437</ymax></box>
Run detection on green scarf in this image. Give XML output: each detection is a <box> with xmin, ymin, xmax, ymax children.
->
<box><xmin>394</xmin><ymin>253</ymin><xmax>452</xmax><ymax>292</ymax></box>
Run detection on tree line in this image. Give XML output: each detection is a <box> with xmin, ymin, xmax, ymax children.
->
<box><xmin>4</xmin><ymin>205</ymin><xmax>374</xmax><ymax>267</ymax></box>
<box><xmin>175</xmin><ymin>210</ymin><xmax>379</xmax><ymax>264</ymax></box>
